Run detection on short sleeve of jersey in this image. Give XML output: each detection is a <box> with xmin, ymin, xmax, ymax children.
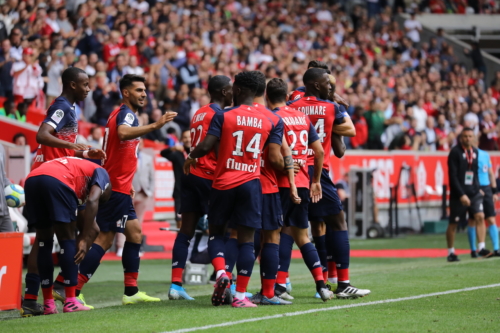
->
<box><xmin>116</xmin><ymin>108</ymin><xmax>139</xmax><ymax>128</ymax></box>
<box><xmin>89</xmin><ymin>168</ymin><xmax>111</xmax><ymax>193</ymax></box>
<box><xmin>207</xmin><ymin>112</ymin><xmax>224</xmax><ymax>139</ymax></box>
<box><xmin>334</xmin><ymin>104</ymin><xmax>346</xmax><ymax>125</ymax></box>
<box><xmin>308</xmin><ymin>122</ymin><xmax>320</xmax><ymax>143</ymax></box>
<box><xmin>43</xmin><ymin>105</ymin><xmax>73</xmax><ymax>132</ymax></box>
<box><xmin>268</xmin><ymin>117</ymin><xmax>284</xmax><ymax>145</ymax></box>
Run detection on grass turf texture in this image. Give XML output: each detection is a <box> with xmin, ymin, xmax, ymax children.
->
<box><xmin>2</xmin><ymin>234</ymin><xmax>499</xmax><ymax>332</ymax></box>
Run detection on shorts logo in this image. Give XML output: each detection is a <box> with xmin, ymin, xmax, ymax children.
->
<box><xmin>209</xmin><ymin>237</ymin><xmax>214</xmax><ymax>240</ymax></box>
<box><xmin>125</xmin><ymin>113</ymin><xmax>135</xmax><ymax>125</ymax></box>
<box><xmin>480</xmin><ymin>204</ymin><xmax>483</xmax><ymax>211</ymax></box>
<box><xmin>294</xmin><ymin>94</ymin><xmax>301</xmax><ymax>100</ymax></box>
<box><xmin>64</xmin><ymin>280</ymin><xmax>70</xmax><ymax>284</ymax></box>
<box><xmin>313</xmin><ymin>261</ymin><xmax>321</xmax><ymax>267</ymax></box>
<box><xmin>41</xmin><ymin>279</ymin><xmax>50</xmax><ymax>286</ymax></box>
<box><xmin>51</xmin><ymin>109</ymin><xmax>65</xmax><ymax>124</ymax></box>
<box><xmin>87</xmin><ymin>273</ymin><xmax>92</xmax><ymax>279</ymax></box>
<box><xmin>39</xmin><ymin>242</ymin><xmax>44</xmax><ymax>247</ymax></box>
<box><xmin>217</xmin><ymin>252</ymin><xmax>224</xmax><ymax>257</ymax></box>
<box><xmin>239</xmin><ymin>270</ymin><xmax>248</xmax><ymax>274</ymax></box>
<box><xmin>172</xmin><ymin>261</ymin><xmax>178</xmax><ymax>266</ymax></box>
<box><xmin>117</xmin><ymin>215</ymin><xmax>129</xmax><ymax>229</ymax></box>
<box><xmin>60</xmin><ymin>249</ymin><xmax>64</xmax><ymax>254</ymax></box>
<box><xmin>455</xmin><ymin>216</ymin><xmax>460</xmax><ymax>222</ymax></box>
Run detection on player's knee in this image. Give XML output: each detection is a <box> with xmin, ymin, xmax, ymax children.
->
<box><xmin>475</xmin><ymin>213</ymin><xmax>485</xmax><ymax>222</ymax></box>
<box><xmin>95</xmin><ymin>232</ymin><xmax>115</xmax><ymax>251</ymax></box>
<box><xmin>262</xmin><ymin>230</ymin><xmax>280</xmax><ymax>244</ymax></box>
<box><xmin>310</xmin><ymin>221</ymin><xmax>325</xmax><ymax>236</ymax></box>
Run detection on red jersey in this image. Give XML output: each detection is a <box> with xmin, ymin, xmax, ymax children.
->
<box><xmin>189</xmin><ymin>103</ymin><xmax>222</xmax><ymax>180</ymax></box>
<box><xmin>254</xmin><ymin>103</ymin><xmax>284</xmax><ymax>194</ymax></box>
<box><xmin>27</xmin><ymin>157</ymin><xmax>109</xmax><ymax>205</ymax></box>
<box><xmin>32</xmin><ymin>96</ymin><xmax>78</xmax><ymax>170</ymax></box>
<box><xmin>274</xmin><ymin>105</ymin><xmax>320</xmax><ymax>189</ymax></box>
<box><xmin>287</xmin><ymin>96</ymin><xmax>344</xmax><ymax>170</ymax></box>
<box><xmin>289</xmin><ymin>86</ymin><xmax>305</xmax><ymax>101</ymax></box>
<box><xmin>102</xmin><ymin>104</ymin><xmax>140</xmax><ymax>194</ymax></box>
<box><xmin>103</xmin><ymin>43</ymin><xmax>121</xmax><ymax>67</ymax></box>
<box><xmin>207</xmin><ymin>105</ymin><xmax>280</xmax><ymax>190</ymax></box>
<box><xmin>435</xmin><ymin>126</ymin><xmax>449</xmax><ymax>151</ymax></box>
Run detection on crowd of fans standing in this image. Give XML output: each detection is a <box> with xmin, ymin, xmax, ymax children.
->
<box><xmin>1</xmin><ymin>0</ymin><xmax>500</xmax><ymax>151</ymax></box>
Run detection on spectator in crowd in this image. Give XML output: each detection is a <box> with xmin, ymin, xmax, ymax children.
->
<box><xmin>364</xmin><ymin>101</ymin><xmax>387</xmax><ymax>150</ymax></box>
<box><xmin>161</xmin><ymin>130</ymin><xmax>191</xmax><ymax>228</ymax></box>
<box><xmin>91</xmin><ymin>72</ymin><xmax>120</xmax><ymax>126</ymax></box>
<box><xmin>464</xmin><ymin>42</ymin><xmax>486</xmax><ymax>78</ymax></box>
<box><xmin>116</xmin><ymin>139</ymin><xmax>154</xmax><ymax>257</ymax></box>
<box><xmin>424</xmin><ymin>116</ymin><xmax>438</xmax><ymax>151</ymax></box>
<box><xmin>404</xmin><ymin>12</ymin><xmax>422</xmax><ymax>45</ymax></box>
<box><xmin>0</xmin><ymin>38</ymin><xmax>14</xmax><ymax>99</ymax></box>
<box><xmin>87</xmin><ymin>126</ymin><xmax>103</xmax><ymax>149</ymax></box>
<box><xmin>108</xmin><ymin>54</ymin><xmax>128</xmax><ymax>85</ymax></box>
<box><xmin>45</xmin><ymin>49</ymin><xmax>66</xmax><ymax>106</ymax></box>
<box><xmin>351</xmin><ymin>106</ymin><xmax>368</xmax><ymax>149</ymax></box>
<box><xmin>479</xmin><ymin>111</ymin><xmax>498</xmax><ymax>151</ymax></box>
<box><xmin>177</xmin><ymin>52</ymin><xmax>201</xmax><ymax>90</ymax></box>
<box><xmin>175</xmin><ymin>88</ymin><xmax>201</xmax><ymax>132</ymax></box>
<box><xmin>12</xmin><ymin>132</ymin><xmax>27</xmax><ymax>146</ymax></box>
<box><xmin>11</xmin><ymin>47</ymin><xmax>43</xmax><ymax>106</ymax></box>
<box><xmin>0</xmin><ymin>99</ymin><xmax>16</xmax><ymax>118</ymax></box>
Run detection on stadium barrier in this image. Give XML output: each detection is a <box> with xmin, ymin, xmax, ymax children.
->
<box><xmin>0</xmin><ymin>232</ymin><xmax>23</xmax><ymax>311</ymax></box>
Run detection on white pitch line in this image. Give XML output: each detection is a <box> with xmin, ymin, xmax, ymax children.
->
<box><xmin>161</xmin><ymin>283</ymin><xmax>500</xmax><ymax>333</ymax></box>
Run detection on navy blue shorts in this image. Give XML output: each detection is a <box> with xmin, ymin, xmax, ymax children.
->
<box><xmin>180</xmin><ymin>173</ymin><xmax>212</xmax><ymax>214</ymax></box>
<box><xmin>208</xmin><ymin>179</ymin><xmax>262</xmax><ymax>229</ymax></box>
<box><xmin>261</xmin><ymin>192</ymin><xmax>283</xmax><ymax>231</ymax></box>
<box><xmin>96</xmin><ymin>191</ymin><xmax>137</xmax><ymax>233</ymax></box>
<box><xmin>279</xmin><ymin>187</ymin><xmax>310</xmax><ymax>229</ymax></box>
<box><xmin>307</xmin><ymin>166</ymin><xmax>343</xmax><ymax>221</ymax></box>
<box><xmin>25</xmin><ymin>175</ymin><xmax>78</xmax><ymax>229</ymax></box>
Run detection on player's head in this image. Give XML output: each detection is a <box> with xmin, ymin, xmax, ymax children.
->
<box><xmin>233</xmin><ymin>71</ymin><xmax>262</xmax><ymax>106</ymax></box>
<box><xmin>308</xmin><ymin>60</ymin><xmax>328</xmax><ymax>70</ymax></box>
<box><xmin>61</xmin><ymin>67</ymin><xmax>90</xmax><ymax>102</ymax></box>
<box><xmin>303</xmin><ymin>68</ymin><xmax>330</xmax><ymax>100</ymax></box>
<box><xmin>208</xmin><ymin>75</ymin><xmax>233</xmax><ymax>107</ymax></box>
<box><xmin>120</xmin><ymin>74</ymin><xmax>147</xmax><ymax>110</ymax></box>
<box><xmin>253</xmin><ymin>71</ymin><xmax>267</xmax><ymax>98</ymax></box>
<box><xmin>265</xmin><ymin>78</ymin><xmax>288</xmax><ymax>105</ymax></box>
<box><xmin>327</xmin><ymin>74</ymin><xmax>337</xmax><ymax>99</ymax></box>
<box><xmin>460</xmin><ymin>127</ymin><xmax>474</xmax><ymax>148</ymax></box>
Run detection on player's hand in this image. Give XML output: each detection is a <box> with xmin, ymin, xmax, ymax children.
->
<box><xmin>70</xmin><ymin>143</ymin><xmax>90</xmax><ymax>151</ymax></box>
<box><xmin>130</xmin><ymin>185</ymin><xmax>136</xmax><ymax>199</ymax></box>
<box><xmin>75</xmin><ymin>238</ymin><xmax>89</xmax><ymax>264</ymax></box>
<box><xmin>87</xmin><ymin>149</ymin><xmax>106</xmax><ymax>160</ymax></box>
<box><xmin>290</xmin><ymin>185</ymin><xmax>301</xmax><ymax>205</ymax></box>
<box><xmin>156</xmin><ymin>111</ymin><xmax>178</xmax><ymax>128</ymax></box>
<box><xmin>183</xmin><ymin>157</ymin><xmax>197</xmax><ymax>175</ymax></box>
<box><xmin>293</xmin><ymin>161</ymin><xmax>300</xmax><ymax>176</ymax></box>
<box><xmin>460</xmin><ymin>194</ymin><xmax>471</xmax><ymax>207</ymax></box>
<box><xmin>493</xmin><ymin>193</ymin><xmax>498</xmax><ymax>202</ymax></box>
<box><xmin>310</xmin><ymin>182</ymin><xmax>322</xmax><ymax>203</ymax></box>
<box><xmin>334</xmin><ymin>93</ymin><xmax>349</xmax><ymax>107</ymax></box>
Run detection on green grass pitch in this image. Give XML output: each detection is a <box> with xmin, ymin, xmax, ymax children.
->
<box><xmin>2</xmin><ymin>234</ymin><xmax>500</xmax><ymax>332</ymax></box>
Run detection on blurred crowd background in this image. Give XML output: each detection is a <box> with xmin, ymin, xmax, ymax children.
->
<box><xmin>1</xmin><ymin>0</ymin><xmax>500</xmax><ymax>152</ymax></box>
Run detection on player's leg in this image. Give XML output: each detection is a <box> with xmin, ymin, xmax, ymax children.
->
<box><xmin>326</xmin><ymin>225</ymin><xmax>338</xmax><ymax>286</ymax></box>
<box><xmin>233</xmin><ymin>224</ymin><xmax>256</xmax><ymax>307</ymax></box>
<box><xmin>446</xmin><ymin>197</ymin><xmax>466</xmax><ymax>262</ymax></box>
<box><xmin>121</xmin><ymin>218</ymin><xmax>160</xmax><ymax>304</ymax></box>
<box><xmin>21</xmin><ymin>240</ymin><xmax>43</xmax><ymax>317</ymax></box>
<box><xmin>276</xmin><ymin>226</ymin><xmax>294</xmax><ymax>299</ymax></box>
<box><xmin>310</xmin><ymin>220</ymin><xmax>327</xmax><ymax>281</ymax></box>
<box><xmin>486</xmin><ymin>217</ymin><xmax>500</xmax><ymax>255</ymax></box>
<box><xmin>53</xmin><ymin>221</ymin><xmax>92</xmax><ymax>313</ymax></box>
<box><xmin>467</xmin><ymin>217</ymin><xmax>478</xmax><ymax>257</ymax></box>
<box><xmin>225</xmin><ymin>228</ymin><xmax>238</xmax><ymax>281</ymax></box>
<box><xmin>35</xmin><ymin>226</ymin><xmax>58</xmax><ymax>315</ymax></box>
<box><xmin>474</xmin><ymin>212</ymin><xmax>490</xmax><ymax>257</ymax></box>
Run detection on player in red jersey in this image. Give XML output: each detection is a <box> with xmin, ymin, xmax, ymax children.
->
<box><xmin>289</xmin><ymin>68</ymin><xmax>370</xmax><ymax>299</ymax></box>
<box><xmin>22</xmin><ymin>67</ymin><xmax>106</xmax><ymax>317</ymax></box>
<box><xmin>168</xmin><ymin>75</ymin><xmax>233</xmax><ymax>301</ymax></box>
<box><xmin>264</xmin><ymin>78</ymin><xmax>334</xmax><ymax>301</ymax></box>
<box><xmin>76</xmin><ymin>75</ymin><xmax>177</xmax><ymax>305</ymax></box>
<box><xmin>24</xmin><ymin>157</ymin><xmax>111</xmax><ymax>315</ymax></box>
<box><xmin>184</xmin><ymin>71</ymin><xmax>286</xmax><ymax>308</ymax></box>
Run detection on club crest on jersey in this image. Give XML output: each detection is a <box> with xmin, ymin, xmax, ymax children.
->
<box><xmin>51</xmin><ymin>109</ymin><xmax>64</xmax><ymax>123</ymax></box>
<box><xmin>237</xmin><ymin>116</ymin><xmax>262</xmax><ymax>128</ymax></box>
<box><xmin>125</xmin><ymin>113</ymin><xmax>135</xmax><ymax>124</ymax></box>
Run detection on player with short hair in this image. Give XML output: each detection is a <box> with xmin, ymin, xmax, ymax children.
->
<box><xmin>24</xmin><ymin>157</ymin><xmax>112</xmax><ymax>314</ymax></box>
<box><xmin>184</xmin><ymin>71</ymin><xmax>285</xmax><ymax>308</ymax></box>
<box><xmin>168</xmin><ymin>75</ymin><xmax>233</xmax><ymax>301</ymax></box>
<box><xmin>288</xmin><ymin>68</ymin><xmax>370</xmax><ymax>299</ymax></box>
<box><xmin>75</xmin><ymin>74</ymin><xmax>177</xmax><ymax>304</ymax></box>
<box><xmin>21</xmin><ymin>67</ymin><xmax>107</xmax><ymax>317</ymax></box>
<box><xmin>267</xmin><ymin>78</ymin><xmax>333</xmax><ymax>302</ymax></box>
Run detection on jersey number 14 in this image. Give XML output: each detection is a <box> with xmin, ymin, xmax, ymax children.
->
<box><xmin>232</xmin><ymin>131</ymin><xmax>262</xmax><ymax>159</ymax></box>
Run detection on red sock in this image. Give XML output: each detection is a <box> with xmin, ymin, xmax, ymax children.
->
<box><xmin>76</xmin><ymin>273</ymin><xmax>89</xmax><ymax>291</ymax></box>
<box><xmin>171</xmin><ymin>268</ymin><xmax>183</xmax><ymax>284</ymax></box>
<box><xmin>276</xmin><ymin>271</ymin><xmax>287</xmax><ymax>285</ymax></box>
<box><xmin>24</xmin><ymin>293</ymin><xmax>38</xmax><ymax>300</ymax></box>
<box><xmin>65</xmin><ymin>286</ymin><xmax>76</xmax><ymax>298</ymax></box>
<box><xmin>311</xmin><ymin>267</ymin><xmax>324</xmax><ymax>282</ymax></box>
<box><xmin>226</xmin><ymin>271</ymin><xmax>233</xmax><ymax>280</ymax></box>
<box><xmin>42</xmin><ymin>287</ymin><xmax>53</xmax><ymax>300</ymax></box>
<box><xmin>323</xmin><ymin>270</ymin><xmax>328</xmax><ymax>281</ymax></box>
<box><xmin>328</xmin><ymin>262</ymin><xmax>338</xmax><ymax>278</ymax></box>
<box><xmin>124</xmin><ymin>272</ymin><xmax>139</xmax><ymax>287</ymax></box>
<box><xmin>262</xmin><ymin>279</ymin><xmax>275</xmax><ymax>299</ymax></box>
<box><xmin>236</xmin><ymin>275</ymin><xmax>250</xmax><ymax>293</ymax></box>
<box><xmin>211</xmin><ymin>257</ymin><xmax>226</xmax><ymax>273</ymax></box>
<box><xmin>55</xmin><ymin>273</ymin><xmax>65</xmax><ymax>284</ymax></box>
<box><xmin>338</xmin><ymin>268</ymin><xmax>349</xmax><ymax>282</ymax></box>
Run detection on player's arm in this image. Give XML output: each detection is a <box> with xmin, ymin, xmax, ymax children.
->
<box><xmin>183</xmin><ymin>134</ymin><xmax>218</xmax><ymax>174</ymax></box>
<box><xmin>37</xmin><ymin>123</ymin><xmax>88</xmax><ymax>150</ymax></box>
<box><xmin>117</xmin><ymin>111</ymin><xmax>177</xmax><ymax>141</ymax></box>
<box><xmin>488</xmin><ymin>166</ymin><xmax>498</xmax><ymax>201</ymax></box>
<box><xmin>309</xmin><ymin>139</ymin><xmax>324</xmax><ymax>203</ymax></box>
<box><xmin>332</xmin><ymin>116</ymin><xmax>356</xmax><ymax>137</ymax></box>
<box><xmin>331</xmin><ymin>133</ymin><xmax>346</xmax><ymax>158</ymax></box>
<box><xmin>74</xmin><ymin>185</ymin><xmax>102</xmax><ymax>264</ymax></box>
